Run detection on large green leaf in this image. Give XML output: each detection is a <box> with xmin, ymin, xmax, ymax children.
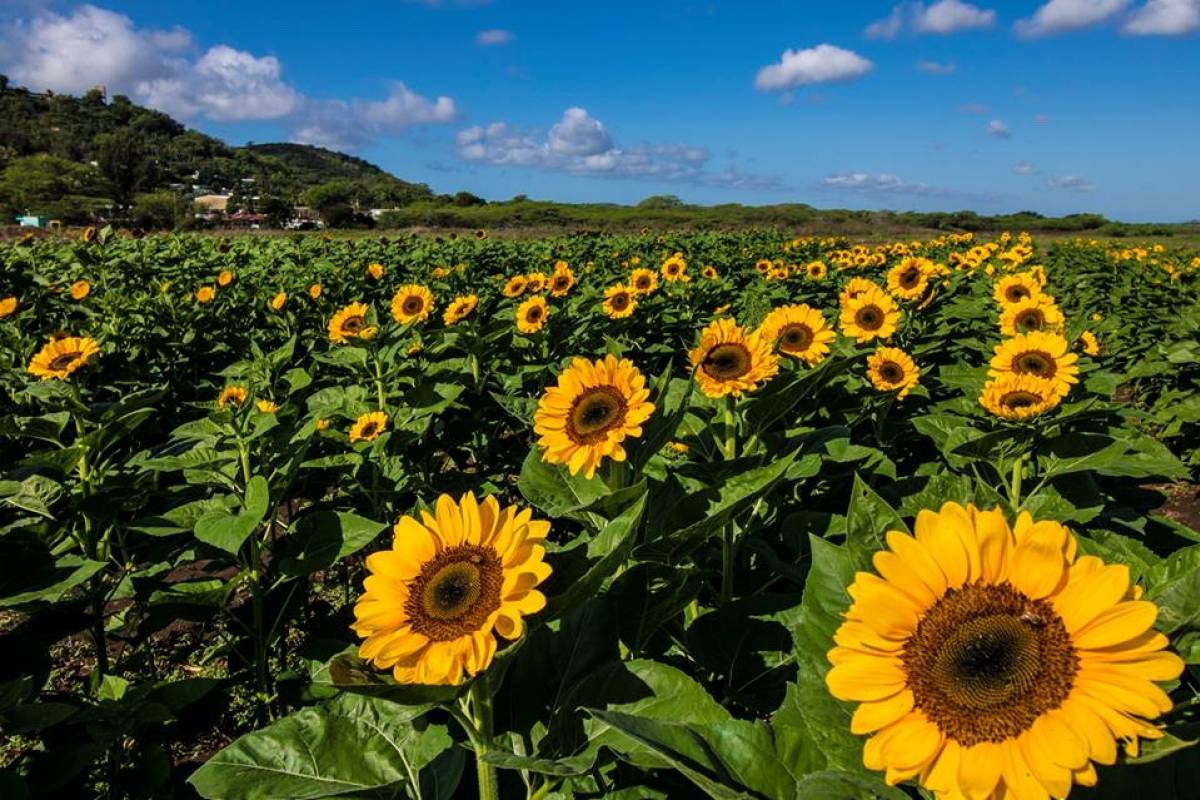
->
<box><xmin>517</xmin><ymin>447</ymin><xmax>608</xmax><ymax>518</ymax></box>
<box><xmin>188</xmin><ymin>694</ymin><xmax>455</xmax><ymax>800</ymax></box>
<box><xmin>277</xmin><ymin>511</ymin><xmax>389</xmax><ymax>580</ymax></box>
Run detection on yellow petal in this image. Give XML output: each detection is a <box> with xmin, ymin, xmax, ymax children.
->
<box><xmin>1053</xmin><ymin>563</ymin><xmax>1130</xmax><ymax>633</ymax></box>
<box><xmin>825</xmin><ymin>654</ymin><xmax>908</xmax><ymax>702</ymax></box>
<box><xmin>999</xmin><ymin>739</ymin><xmax>1051</xmax><ymax>800</ymax></box>
<box><xmin>882</xmin><ymin>712</ymin><xmax>942</xmax><ymax>770</ymax></box>
<box><xmin>1017</xmin><ymin>730</ymin><xmax>1072</xmax><ymax>798</ymax></box>
<box><xmin>973</xmin><ymin>506</ymin><xmax>1012</xmax><ymax>583</ymax></box>
<box><xmin>921</xmin><ymin>737</ymin><xmax>960</xmax><ymax>794</ymax></box>
<box><xmin>1059</xmin><ymin>697</ymin><xmax>1117</xmax><ymax>765</ymax></box>
<box><xmin>885</xmin><ymin>530</ymin><xmax>948</xmax><ymax>597</ymax></box>
<box><xmin>956</xmin><ymin>741</ymin><xmax>1002</xmax><ymax>800</ymax></box>
<box><xmin>850</xmin><ymin>689</ymin><xmax>915</xmax><ymax>735</ymax></box>
<box><xmin>1031</xmin><ymin>710</ymin><xmax>1088</xmax><ymax>769</ymax></box>
<box><xmin>1073</xmin><ymin>601</ymin><xmax>1158</xmax><ymax>649</ymax></box>
<box><xmin>1009</xmin><ymin>528</ymin><xmax>1068</xmax><ymax>599</ymax></box>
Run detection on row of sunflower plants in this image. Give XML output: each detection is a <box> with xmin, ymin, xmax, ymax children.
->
<box><xmin>1</xmin><ymin>227</ymin><xmax>1199</xmax><ymax>799</ymax></box>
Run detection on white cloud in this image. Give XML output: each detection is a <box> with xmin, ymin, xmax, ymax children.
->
<box><xmin>1015</xmin><ymin>0</ymin><xmax>1130</xmax><ymax>37</ymax></box>
<box><xmin>476</xmin><ymin>28</ymin><xmax>514</xmax><ymax>46</ymax></box>
<box><xmin>817</xmin><ymin>172</ymin><xmax>955</xmax><ymax>197</ymax></box>
<box><xmin>867</xmin><ymin>1</ymin><xmax>995</xmax><ymax>38</ymax></box>
<box><xmin>1013</xmin><ymin>161</ymin><xmax>1039</xmax><ymax>175</ymax></box>
<box><xmin>1</xmin><ymin>4</ymin><xmax>459</xmax><ymax>147</ymax></box>
<box><xmin>754</xmin><ymin>44</ymin><xmax>873</xmax><ymax>92</ymax></box>
<box><xmin>1046</xmin><ymin>174</ymin><xmax>1096</xmax><ymax>191</ymax></box>
<box><xmin>987</xmin><ymin>119</ymin><xmax>1012</xmax><ymax>138</ymax></box>
<box><xmin>917</xmin><ymin>59</ymin><xmax>957</xmax><ymax>74</ymax></box>
<box><xmin>456</xmin><ymin>107</ymin><xmax>782</xmax><ymax>190</ymax></box>
<box><xmin>915</xmin><ymin>0</ymin><xmax>997</xmax><ymax>33</ymax></box>
<box><xmin>1124</xmin><ymin>0</ymin><xmax>1200</xmax><ymax>34</ymax></box>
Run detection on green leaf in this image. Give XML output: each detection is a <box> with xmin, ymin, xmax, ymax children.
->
<box><xmin>845</xmin><ymin>473</ymin><xmax>909</xmax><ymax>550</ymax></box>
<box><xmin>277</xmin><ymin>511</ymin><xmax>389</xmax><ymax>580</ymax></box>
<box><xmin>194</xmin><ymin>510</ymin><xmax>261</xmax><ymax>555</ymax></box>
<box><xmin>0</xmin><ymin>556</ymin><xmax>105</xmax><ymax>608</ymax></box>
<box><xmin>188</xmin><ymin>694</ymin><xmax>453</xmax><ymax>800</ymax></box>
<box><xmin>517</xmin><ymin>447</ymin><xmax>607</xmax><ymax>518</ymax></box>
<box><xmin>544</xmin><ymin>489</ymin><xmax>646</xmax><ymax>619</ymax></box>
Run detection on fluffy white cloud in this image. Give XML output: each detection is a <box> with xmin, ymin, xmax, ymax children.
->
<box><xmin>867</xmin><ymin>1</ymin><xmax>995</xmax><ymax>38</ymax></box>
<box><xmin>917</xmin><ymin>60</ymin><xmax>957</xmax><ymax>74</ymax></box>
<box><xmin>987</xmin><ymin>119</ymin><xmax>1011</xmax><ymax>138</ymax></box>
<box><xmin>1</xmin><ymin>4</ymin><xmax>459</xmax><ymax>147</ymax></box>
<box><xmin>476</xmin><ymin>28</ymin><xmax>514</xmax><ymax>46</ymax></box>
<box><xmin>1046</xmin><ymin>174</ymin><xmax>1096</xmax><ymax>191</ymax></box>
<box><xmin>817</xmin><ymin>172</ymin><xmax>954</xmax><ymax>197</ymax></box>
<box><xmin>1015</xmin><ymin>0</ymin><xmax>1130</xmax><ymax>37</ymax></box>
<box><xmin>1124</xmin><ymin>0</ymin><xmax>1200</xmax><ymax>34</ymax></box>
<box><xmin>754</xmin><ymin>44</ymin><xmax>873</xmax><ymax>92</ymax></box>
<box><xmin>456</xmin><ymin>107</ymin><xmax>782</xmax><ymax>190</ymax></box>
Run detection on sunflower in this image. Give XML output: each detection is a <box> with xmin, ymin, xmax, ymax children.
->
<box><xmin>533</xmin><ymin>354</ymin><xmax>655</xmax><ymax>478</ymax></box>
<box><xmin>218</xmin><ymin>270</ymin><xmax>234</xmax><ymax>287</ymax></box>
<box><xmin>840</xmin><ymin>288</ymin><xmax>901</xmax><ymax>344</ymax></box>
<box><xmin>256</xmin><ymin>399</ymin><xmax>280</xmax><ymax>414</ymax></box>
<box><xmin>367</xmin><ymin>262</ymin><xmax>385</xmax><ymax>280</ymax></box>
<box><xmin>516</xmin><ymin>296</ymin><xmax>549</xmax><ymax>334</ymax></box>
<box><xmin>827</xmin><ymin>501</ymin><xmax>1183</xmax><ymax>800</ymax></box>
<box><xmin>758</xmin><ymin>304</ymin><xmax>836</xmax><ymax>366</ymax></box>
<box><xmin>1000</xmin><ymin>297</ymin><xmax>1064</xmax><ymax>337</ymax></box>
<box><xmin>754</xmin><ymin>258</ymin><xmax>772</xmax><ymax>276</ymax></box>
<box><xmin>270</xmin><ymin>292</ymin><xmax>286</xmax><ymax>311</ymax></box>
<box><xmin>840</xmin><ymin>277</ymin><xmax>882</xmax><ymax>305</ymax></box>
<box><xmin>994</xmin><ymin>273</ymin><xmax>1043</xmax><ymax>306</ymax></box>
<box><xmin>887</xmin><ymin>258</ymin><xmax>930</xmax><ymax>301</ymax></box>
<box><xmin>980</xmin><ymin>374</ymin><xmax>1061</xmax><ymax>420</ymax></box>
<box><xmin>81</xmin><ymin>226</ymin><xmax>97</xmax><ymax>243</ymax></box>
<box><xmin>807</xmin><ymin>261</ymin><xmax>828</xmax><ymax>281</ymax></box>
<box><xmin>1078</xmin><ymin>330</ymin><xmax>1100</xmax><ymax>356</ymax></box>
<box><xmin>689</xmin><ymin>318</ymin><xmax>779</xmax><ymax>398</ymax></box>
<box><xmin>217</xmin><ymin>386</ymin><xmax>247</xmax><ymax>408</ymax></box>
<box><xmin>391</xmin><ymin>284</ymin><xmax>435</xmax><ymax>324</ymax></box>
<box><xmin>526</xmin><ymin>272</ymin><xmax>548</xmax><ymax>293</ymax></box>
<box><xmin>70</xmin><ymin>280</ymin><xmax>91</xmax><ymax>301</ymax></box>
<box><xmin>502</xmin><ymin>276</ymin><xmax>528</xmax><ymax>298</ymax></box>
<box><xmin>443</xmin><ymin>294</ymin><xmax>478</xmax><ymax>325</ymax></box>
<box><xmin>475</xmin><ymin>228</ymin><xmax>488</xmax><ymax>239</ymax></box>
<box><xmin>309</xmin><ymin>283</ymin><xmax>322</xmax><ymax>300</ymax></box>
<box><xmin>28</xmin><ymin>336</ymin><xmax>100</xmax><ymax>381</ymax></box>
<box><xmin>662</xmin><ymin>253</ymin><xmax>688</xmax><ymax>282</ymax></box>
<box><xmin>0</xmin><ymin>296</ymin><xmax>17</xmax><ymax>318</ymax></box>
<box><xmin>329</xmin><ymin>302</ymin><xmax>377</xmax><ymax>344</ymax></box>
<box><xmin>196</xmin><ymin>286</ymin><xmax>216</xmax><ymax>303</ymax></box>
<box><xmin>549</xmin><ymin>265</ymin><xmax>576</xmax><ymax>297</ymax></box>
<box><xmin>989</xmin><ymin>332</ymin><xmax>1079</xmax><ymax>398</ymax></box>
<box><xmin>867</xmin><ymin>347</ymin><xmax>920</xmax><ymax>399</ymax></box>
<box><xmin>701</xmin><ymin>265</ymin><xmax>719</xmax><ymax>280</ymax></box>
<box><xmin>602</xmin><ymin>284</ymin><xmax>638</xmax><ymax>319</ymax></box>
<box><xmin>352</xmin><ymin>492</ymin><xmax>551</xmax><ymax>685</ymax></box>
<box><xmin>350</xmin><ymin>411</ymin><xmax>388</xmax><ymax>443</ymax></box>
<box><xmin>630</xmin><ymin>268</ymin><xmax>659</xmax><ymax>294</ymax></box>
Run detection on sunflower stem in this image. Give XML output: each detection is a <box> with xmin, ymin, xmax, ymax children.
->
<box><xmin>1010</xmin><ymin>452</ymin><xmax>1024</xmax><ymax>509</ymax></box>
<box><xmin>469</xmin><ymin>676</ymin><xmax>500</xmax><ymax>800</ymax></box>
<box><xmin>605</xmin><ymin>459</ymin><xmax>626</xmax><ymax>493</ymax></box>
<box><xmin>720</xmin><ymin>395</ymin><xmax>738</xmax><ymax>603</ymax></box>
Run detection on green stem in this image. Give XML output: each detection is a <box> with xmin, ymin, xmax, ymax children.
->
<box><xmin>720</xmin><ymin>395</ymin><xmax>737</xmax><ymax>603</ymax></box>
<box><xmin>722</xmin><ymin>395</ymin><xmax>737</xmax><ymax>460</ymax></box>
<box><xmin>1010</xmin><ymin>452</ymin><xmax>1024</xmax><ymax>509</ymax></box>
<box><xmin>469</xmin><ymin>678</ymin><xmax>500</xmax><ymax>800</ymax></box>
<box><xmin>605</xmin><ymin>458</ymin><xmax>626</xmax><ymax>493</ymax></box>
<box><xmin>373</xmin><ymin>352</ymin><xmax>387</xmax><ymax>411</ymax></box>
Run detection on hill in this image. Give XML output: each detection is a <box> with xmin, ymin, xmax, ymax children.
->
<box><xmin>0</xmin><ymin>75</ymin><xmax>432</xmax><ymax>223</ymax></box>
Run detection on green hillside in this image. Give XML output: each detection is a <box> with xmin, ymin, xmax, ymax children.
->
<box><xmin>0</xmin><ymin>75</ymin><xmax>432</xmax><ymax>223</ymax></box>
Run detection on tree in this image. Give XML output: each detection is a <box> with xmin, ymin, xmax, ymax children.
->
<box><xmin>96</xmin><ymin>129</ymin><xmax>155</xmax><ymax>210</ymax></box>
<box><xmin>637</xmin><ymin>194</ymin><xmax>685</xmax><ymax>209</ymax></box>
<box><xmin>0</xmin><ymin>154</ymin><xmax>108</xmax><ymax>222</ymax></box>
<box><xmin>451</xmin><ymin>191</ymin><xmax>486</xmax><ymax>207</ymax></box>
<box><xmin>131</xmin><ymin>190</ymin><xmax>180</xmax><ymax>229</ymax></box>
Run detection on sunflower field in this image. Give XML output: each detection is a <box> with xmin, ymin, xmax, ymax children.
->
<box><xmin>2</xmin><ymin>227</ymin><xmax>1200</xmax><ymax>800</ymax></box>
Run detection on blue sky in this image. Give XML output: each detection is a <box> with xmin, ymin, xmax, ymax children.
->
<box><xmin>1</xmin><ymin>0</ymin><xmax>1198</xmax><ymax>220</ymax></box>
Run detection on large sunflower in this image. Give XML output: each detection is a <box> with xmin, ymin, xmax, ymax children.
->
<box><xmin>391</xmin><ymin>284</ymin><xmax>436</xmax><ymax>324</ymax></box>
<box><xmin>887</xmin><ymin>258</ymin><xmax>930</xmax><ymax>301</ymax></box>
<box><xmin>1000</xmin><ymin>296</ymin><xmax>1064</xmax><ymax>337</ymax></box>
<box><xmin>827</xmin><ymin>502</ymin><xmax>1182</xmax><ymax>800</ymax></box>
<box><xmin>840</xmin><ymin>288</ymin><xmax>902</xmax><ymax>344</ymax></box>
<box><xmin>994</xmin><ymin>273</ymin><xmax>1043</xmax><ymax>306</ymax></box>
<box><xmin>867</xmin><ymin>346</ymin><xmax>920</xmax><ymax>399</ymax></box>
<box><xmin>602</xmin><ymin>284</ymin><xmax>638</xmax><ymax>319</ymax></box>
<box><xmin>689</xmin><ymin>318</ymin><xmax>779</xmax><ymax>398</ymax></box>
<box><xmin>989</xmin><ymin>332</ymin><xmax>1079</xmax><ymax>398</ymax></box>
<box><xmin>548</xmin><ymin>266</ymin><xmax>576</xmax><ymax>297</ymax></box>
<box><xmin>758</xmin><ymin>304</ymin><xmax>836</xmax><ymax>366</ymax></box>
<box><xmin>516</xmin><ymin>296</ymin><xmax>550</xmax><ymax>334</ymax></box>
<box><xmin>533</xmin><ymin>354</ymin><xmax>655</xmax><ymax>478</ymax></box>
<box><xmin>980</xmin><ymin>373</ymin><xmax>1061</xmax><ymax>420</ymax></box>
<box><xmin>630</xmin><ymin>268</ymin><xmax>659</xmax><ymax>294</ymax></box>
<box><xmin>661</xmin><ymin>253</ymin><xmax>689</xmax><ymax>282</ymax></box>
<box><xmin>352</xmin><ymin>492</ymin><xmax>551</xmax><ymax>685</ymax></box>
<box><xmin>329</xmin><ymin>302</ymin><xmax>377</xmax><ymax>344</ymax></box>
<box><xmin>28</xmin><ymin>336</ymin><xmax>100</xmax><ymax>380</ymax></box>
<box><xmin>443</xmin><ymin>294</ymin><xmax>478</xmax><ymax>325</ymax></box>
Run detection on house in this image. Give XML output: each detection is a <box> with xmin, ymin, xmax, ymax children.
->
<box><xmin>16</xmin><ymin>215</ymin><xmax>50</xmax><ymax>228</ymax></box>
<box><xmin>194</xmin><ymin>194</ymin><xmax>231</xmax><ymax>213</ymax></box>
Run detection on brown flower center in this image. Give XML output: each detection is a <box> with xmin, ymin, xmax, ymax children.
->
<box><xmin>855</xmin><ymin>306</ymin><xmax>883</xmax><ymax>330</ymax></box>
<box><xmin>1001</xmin><ymin>390</ymin><xmax>1042</xmax><ymax>410</ymax></box>
<box><xmin>878</xmin><ymin>361</ymin><xmax>904</xmax><ymax>383</ymax></box>
<box><xmin>779</xmin><ymin>323</ymin><xmax>814</xmax><ymax>353</ymax></box>
<box><xmin>610</xmin><ymin>293</ymin><xmax>630</xmax><ymax>311</ymax></box>
<box><xmin>567</xmin><ymin>386</ymin><xmax>627</xmax><ymax>444</ymax></box>
<box><xmin>526</xmin><ymin>306</ymin><xmax>543</xmax><ymax>322</ymax></box>
<box><xmin>702</xmin><ymin>343</ymin><xmax>752</xmax><ymax>381</ymax></box>
<box><xmin>899</xmin><ymin>268</ymin><xmax>921</xmax><ymax>289</ymax></box>
<box><xmin>635</xmin><ymin>277</ymin><xmax>651</xmax><ymax>290</ymax></box>
<box><xmin>1005</xmin><ymin>285</ymin><xmax>1031</xmax><ymax>303</ymax></box>
<box><xmin>48</xmin><ymin>352</ymin><xmax>82</xmax><ymax>371</ymax></box>
<box><xmin>903</xmin><ymin>582</ymin><xmax>1077</xmax><ymax>746</ymax></box>
<box><xmin>407</xmin><ymin>546</ymin><xmax>503</xmax><ymax>641</ymax></box>
<box><xmin>342</xmin><ymin>315</ymin><xmax>364</xmax><ymax>334</ymax></box>
<box><xmin>1015</xmin><ymin>309</ymin><xmax>1045</xmax><ymax>332</ymax></box>
<box><xmin>358</xmin><ymin>422</ymin><xmax>379</xmax><ymax>439</ymax></box>
<box><xmin>402</xmin><ymin>296</ymin><xmax>423</xmax><ymax>315</ymax></box>
<box><xmin>1013</xmin><ymin>351</ymin><xmax>1055</xmax><ymax>378</ymax></box>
